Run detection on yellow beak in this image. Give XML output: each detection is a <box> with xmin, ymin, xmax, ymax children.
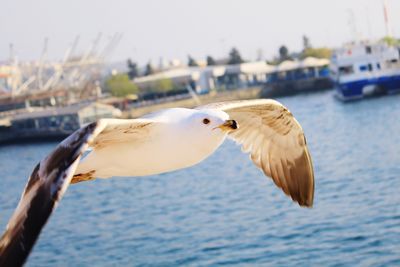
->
<box><xmin>217</xmin><ymin>120</ymin><xmax>238</xmax><ymax>132</ymax></box>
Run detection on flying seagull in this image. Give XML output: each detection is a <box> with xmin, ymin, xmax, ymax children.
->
<box><xmin>0</xmin><ymin>99</ymin><xmax>314</xmax><ymax>266</ymax></box>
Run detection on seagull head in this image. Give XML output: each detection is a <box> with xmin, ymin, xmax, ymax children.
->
<box><xmin>155</xmin><ymin>108</ymin><xmax>238</xmax><ymax>155</ymax></box>
<box><xmin>186</xmin><ymin>109</ymin><xmax>238</xmax><ymax>137</ymax></box>
<box><xmin>165</xmin><ymin>108</ymin><xmax>239</xmax><ymax>162</ymax></box>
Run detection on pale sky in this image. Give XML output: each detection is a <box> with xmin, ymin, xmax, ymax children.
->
<box><xmin>1</xmin><ymin>0</ymin><xmax>399</xmax><ymax>65</ymax></box>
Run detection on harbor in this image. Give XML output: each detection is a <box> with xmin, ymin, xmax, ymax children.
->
<box><xmin>1</xmin><ymin>0</ymin><xmax>400</xmax><ymax>266</ymax></box>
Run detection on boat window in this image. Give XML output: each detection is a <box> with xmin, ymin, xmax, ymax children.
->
<box><xmin>359</xmin><ymin>65</ymin><xmax>368</xmax><ymax>72</ymax></box>
<box><xmin>376</xmin><ymin>63</ymin><xmax>381</xmax><ymax>70</ymax></box>
<box><xmin>385</xmin><ymin>59</ymin><xmax>399</xmax><ymax>68</ymax></box>
<box><xmin>368</xmin><ymin>64</ymin><xmax>373</xmax><ymax>71</ymax></box>
<box><xmin>339</xmin><ymin>66</ymin><xmax>354</xmax><ymax>75</ymax></box>
<box><xmin>16</xmin><ymin>119</ymin><xmax>35</xmax><ymax>129</ymax></box>
<box><xmin>365</xmin><ymin>46</ymin><xmax>372</xmax><ymax>54</ymax></box>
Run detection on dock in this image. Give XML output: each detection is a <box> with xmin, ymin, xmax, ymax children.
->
<box><xmin>0</xmin><ymin>102</ymin><xmax>121</xmax><ymax>143</ymax></box>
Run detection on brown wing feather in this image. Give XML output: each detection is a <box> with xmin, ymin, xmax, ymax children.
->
<box><xmin>198</xmin><ymin>99</ymin><xmax>314</xmax><ymax>207</ymax></box>
<box><xmin>91</xmin><ymin>119</ymin><xmax>153</xmax><ymax>149</ymax></box>
<box><xmin>0</xmin><ymin>121</ymin><xmax>104</xmax><ymax>267</ymax></box>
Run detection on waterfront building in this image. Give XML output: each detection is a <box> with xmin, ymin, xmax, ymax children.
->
<box><xmin>132</xmin><ymin>61</ymin><xmax>275</xmax><ymax>95</ymax></box>
<box><xmin>132</xmin><ymin>58</ymin><xmax>330</xmax><ymax>98</ymax></box>
<box><xmin>262</xmin><ymin>57</ymin><xmax>332</xmax><ymax>97</ymax></box>
<box><xmin>0</xmin><ymin>102</ymin><xmax>121</xmax><ymax>142</ymax></box>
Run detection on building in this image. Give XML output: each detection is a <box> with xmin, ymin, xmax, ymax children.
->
<box><xmin>132</xmin><ymin>61</ymin><xmax>275</xmax><ymax>95</ymax></box>
<box><xmin>0</xmin><ymin>102</ymin><xmax>121</xmax><ymax>143</ymax></box>
<box><xmin>0</xmin><ymin>64</ymin><xmax>21</xmax><ymax>93</ymax></box>
<box><xmin>262</xmin><ymin>57</ymin><xmax>332</xmax><ymax>97</ymax></box>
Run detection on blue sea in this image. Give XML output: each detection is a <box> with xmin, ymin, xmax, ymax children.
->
<box><xmin>0</xmin><ymin>91</ymin><xmax>399</xmax><ymax>266</ymax></box>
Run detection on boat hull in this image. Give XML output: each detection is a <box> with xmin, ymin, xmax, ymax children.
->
<box><xmin>335</xmin><ymin>74</ymin><xmax>400</xmax><ymax>101</ymax></box>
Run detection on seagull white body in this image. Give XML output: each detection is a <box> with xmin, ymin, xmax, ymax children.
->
<box><xmin>77</xmin><ymin>108</ymin><xmax>231</xmax><ymax>178</ymax></box>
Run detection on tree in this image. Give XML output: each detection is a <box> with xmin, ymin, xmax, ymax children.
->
<box><xmin>301</xmin><ymin>47</ymin><xmax>332</xmax><ymax>59</ymax></box>
<box><xmin>105</xmin><ymin>74</ymin><xmax>139</xmax><ymax>97</ymax></box>
<box><xmin>206</xmin><ymin>55</ymin><xmax>216</xmax><ymax>66</ymax></box>
<box><xmin>381</xmin><ymin>36</ymin><xmax>400</xmax><ymax>46</ymax></box>
<box><xmin>279</xmin><ymin>45</ymin><xmax>289</xmax><ymax>61</ymax></box>
<box><xmin>127</xmin><ymin>58</ymin><xmax>138</xmax><ymax>79</ymax></box>
<box><xmin>187</xmin><ymin>55</ymin><xmax>198</xmax><ymax>67</ymax></box>
<box><xmin>302</xmin><ymin>35</ymin><xmax>311</xmax><ymax>51</ymax></box>
<box><xmin>228</xmin><ymin>47</ymin><xmax>244</xmax><ymax>65</ymax></box>
<box><xmin>144</xmin><ymin>62</ymin><xmax>154</xmax><ymax>76</ymax></box>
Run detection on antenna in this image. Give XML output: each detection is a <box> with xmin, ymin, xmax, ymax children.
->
<box><xmin>365</xmin><ymin>6</ymin><xmax>372</xmax><ymax>39</ymax></box>
<box><xmin>347</xmin><ymin>9</ymin><xmax>360</xmax><ymax>42</ymax></box>
<box><xmin>383</xmin><ymin>0</ymin><xmax>393</xmax><ymax>37</ymax></box>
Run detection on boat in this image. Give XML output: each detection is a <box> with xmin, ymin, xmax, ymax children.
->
<box><xmin>330</xmin><ymin>41</ymin><xmax>400</xmax><ymax>101</ymax></box>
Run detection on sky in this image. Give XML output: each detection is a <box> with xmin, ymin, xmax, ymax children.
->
<box><xmin>1</xmin><ymin>0</ymin><xmax>399</xmax><ymax>66</ymax></box>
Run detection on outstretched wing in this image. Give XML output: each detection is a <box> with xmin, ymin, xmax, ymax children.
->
<box><xmin>0</xmin><ymin>118</ymin><xmax>153</xmax><ymax>266</ymax></box>
<box><xmin>0</xmin><ymin>121</ymin><xmax>101</xmax><ymax>267</ymax></box>
<box><xmin>197</xmin><ymin>99</ymin><xmax>314</xmax><ymax>207</ymax></box>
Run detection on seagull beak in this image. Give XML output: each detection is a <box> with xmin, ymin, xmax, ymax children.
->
<box><xmin>217</xmin><ymin>120</ymin><xmax>238</xmax><ymax>132</ymax></box>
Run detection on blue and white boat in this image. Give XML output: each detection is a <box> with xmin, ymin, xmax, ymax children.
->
<box><xmin>330</xmin><ymin>41</ymin><xmax>400</xmax><ymax>101</ymax></box>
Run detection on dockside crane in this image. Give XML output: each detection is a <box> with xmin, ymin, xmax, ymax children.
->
<box><xmin>43</xmin><ymin>35</ymin><xmax>80</xmax><ymax>91</ymax></box>
<box><xmin>67</xmin><ymin>33</ymin><xmax>103</xmax><ymax>88</ymax></box>
<box><xmin>37</xmin><ymin>38</ymin><xmax>49</xmax><ymax>90</ymax></box>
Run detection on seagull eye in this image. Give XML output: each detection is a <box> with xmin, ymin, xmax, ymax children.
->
<box><xmin>203</xmin><ymin>118</ymin><xmax>210</xmax><ymax>125</ymax></box>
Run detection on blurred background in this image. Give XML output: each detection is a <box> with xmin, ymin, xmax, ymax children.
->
<box><xmin>0</xmin><ymin>0</ymin><xmax>399</xmax><ymax>266</ymax></box>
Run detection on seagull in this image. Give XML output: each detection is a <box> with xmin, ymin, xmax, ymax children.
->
<box><xmin>0</xmin><ymin>99</ymin><xmax>314</xmax><ymax>266</ymax></box>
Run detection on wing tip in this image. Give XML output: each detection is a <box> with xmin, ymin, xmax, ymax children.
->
<box><xmin>297</xmin><ymin>196</ymin><xmax>314</xmax><ymax>208</ymax></box>
<box><xmin>297</xmin><ymin>178</ymin><xmax>314</xmax><ymax>208</ymax></box>
<box><xmin>285</xmin><ymin>180</ymin><xmax>314</xmax><ymax>208</ymax></box>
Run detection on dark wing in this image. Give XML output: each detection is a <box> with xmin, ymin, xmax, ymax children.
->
<box><xmin>197</xmin><ymin>99</ymin><xmax>314</xmax><ymax>207</ymax></box>
<box><xmin>0</xmin><ymin>121</ymin><xmax>105</xmax><ymax>267</ymax></box>
<box><xmin>0</xmin><ymin>117</ymin><xmax>155</xmax><ymax>266</ymax></box>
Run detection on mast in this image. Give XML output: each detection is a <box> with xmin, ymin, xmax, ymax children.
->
<box><xmin>347</xmin><ymin>9</ymin><xmax>360</xmax><ymax>42</ymax></box>
<box><xmin>383</xmin><ymin>0</ymin><xmax>393</xmax><ymax>37</ymax></box>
